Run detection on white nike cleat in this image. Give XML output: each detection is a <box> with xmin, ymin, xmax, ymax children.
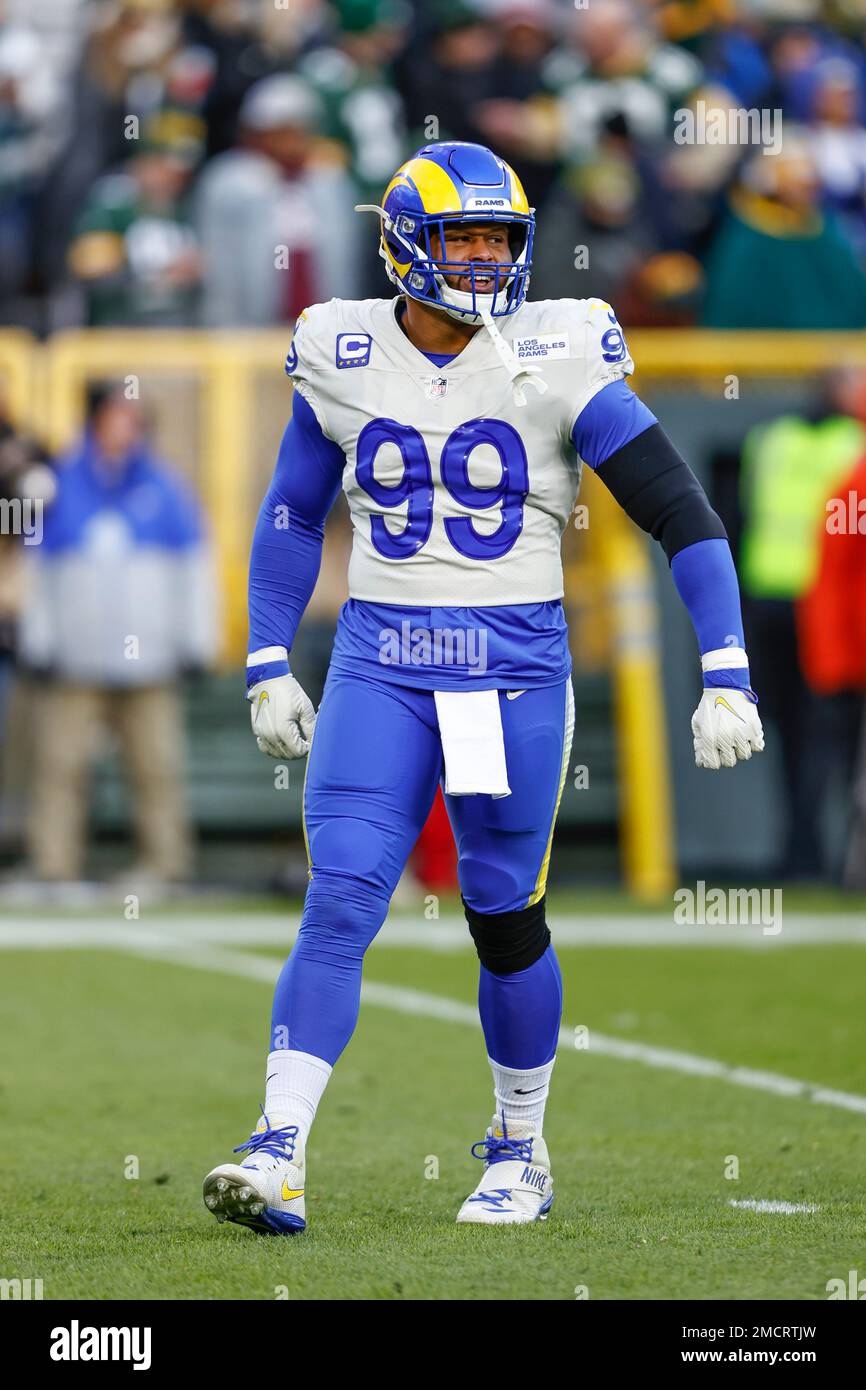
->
<box><xmin>203</xmin><ymin>1109</ymin><xmax>305</xmax><ymax>1236</ymax></box>
<box><xmin>456</xmin><ymin>1115</ymin><xmax>553</xmax><ymax>1225</ymax></box>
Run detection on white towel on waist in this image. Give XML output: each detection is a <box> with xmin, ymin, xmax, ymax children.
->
<box><xmin>433</xmin><ymin>690</ymin><xmax>511</xmax><ymax>797</ymax></box>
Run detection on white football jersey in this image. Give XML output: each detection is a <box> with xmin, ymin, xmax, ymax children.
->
<box><xmin>287</xmin><ymin>295</ymin><xmax>635</xmax><ymax>607</ymax></box>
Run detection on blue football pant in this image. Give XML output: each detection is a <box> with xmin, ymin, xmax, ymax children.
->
<box><xmin>271</xmin><ymin>671</ymin><xmax>574</xmax><ymax>1069</ymax></box>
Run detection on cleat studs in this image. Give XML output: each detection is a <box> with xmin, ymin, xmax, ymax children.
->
<box><xmin>204</xmin><ymin>1194</ymin><xmax>217</xmax><ymax>1210</ymax></box>
<box><xmin>216</xmin><ymin>1179</ymin><xmax>227</xmax><ymax>1193</ymax></box>
<box><xmin>250</xmin><ymin>1202</ymin><xmax>264</xmax><ymax>1216</ymax></box>
<box><xmin>239</xmin><ymin>1186</ymin><xmax>252</xmax><ymax>1201</ymax></box>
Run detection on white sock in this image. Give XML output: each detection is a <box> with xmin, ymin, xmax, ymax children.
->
<box><xmin>488</xmin><ymin>1056</ymin><xmax>556</xmax><ymax>1135</ymax></box>
<box><xmin>264</xmin><ymin>1049</ymin><xmax>332</xmax><ymax>1145</ymax></box>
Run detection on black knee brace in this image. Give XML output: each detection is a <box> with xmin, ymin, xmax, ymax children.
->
<box><xmin>463</xmin><ymin>895</ymin><xmax>550</xmax><ymax>975</ymax></box>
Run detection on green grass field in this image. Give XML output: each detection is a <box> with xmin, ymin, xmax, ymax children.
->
<box><xmin>1</xmin><ymin>891</ymin><xmax>865</xmax><ymax>1300</ymax></box>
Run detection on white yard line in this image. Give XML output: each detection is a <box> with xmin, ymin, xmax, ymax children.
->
<box><xmin>113</xmin><ymin>938</ymin><xmax>866</xmax><ymax>1118</ymax></box>
<box><xmin>729</xmin><ymin>1200</ymin><xmax>819</xmax><ymax>1214</ymax></box>
<box><xmin>3</xmin><ymin>915</ymin><xmax>865</xmax><ymax>1115</ymax></box>
<box><xmin>2</xmin><ymin>913</ymin><xmax>866</xmax><ymax>949</ymax></box>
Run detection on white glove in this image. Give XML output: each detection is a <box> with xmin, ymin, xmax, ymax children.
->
<box><xmin>691</xmin><ymin>688</ymin><xmax>764</xmax><ymax>770</ymax></box>
<box><xmin>247</xmin><ymin>673</ymin><xmax>316</xmax><ymax>759</ymax></box>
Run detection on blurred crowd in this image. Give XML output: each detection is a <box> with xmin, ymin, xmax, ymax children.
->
<box><xmin>2</xmin><ymin>0</ymin><xmax>866</xmax><ymax>896</ymax></box>
<box><xmin>1</xmin><ymin>0</ymin><xmax>866</xmax><ymax>331</ymax></box>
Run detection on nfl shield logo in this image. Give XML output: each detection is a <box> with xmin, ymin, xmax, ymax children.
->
<box><xmin>426</xmin><ymin>376</ymin><xmax>449</xmax><ymax>399</ymax></box>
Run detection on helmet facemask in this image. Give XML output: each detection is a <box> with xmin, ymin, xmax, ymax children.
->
<box><xmin>372</xmin><ymin>208</ymin><xmax>534</xmax><ymax>323</ymax></box>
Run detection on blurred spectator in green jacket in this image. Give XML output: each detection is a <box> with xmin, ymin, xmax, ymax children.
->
<box><xmin>547</xmin><ymin>0</ymin><xmax>703</xmax><ymax>161</ymax></box>
<box><xmin>299</xmin><ymin>0</ymin><xmax>409</xmax><ymax>205</ymax></box>
<box><xmin>299</xmin><ymin>0</ymin><xmax>410</xmax><ymax>297</ymax></box>
<box><xmin>68</xmin><ymin>110</ymin><xmax>204</xmax><ymax>326</ymax></box>
<box><xmin>703</xmin><ymin>138</ymin><xmax>866</xmax><ymax>328</ymax></box>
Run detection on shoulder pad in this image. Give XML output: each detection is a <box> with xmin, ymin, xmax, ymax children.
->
<box><xmin>285</xmin><ymin>298</ymin><xmax>385</xmax><ymax>378</ymax></box>
<box><xmin>512</xmin><ymin>298</ymin><xmax>634</xmax><ymax>378</ymax></box>
<box><xmin>574</xmin><ymin>297</ymin><xmax>635</xmax><ymax>384</ymax></box>
<box><xmin>285</xmin><ymin>300</ymin><xmax>339</xmax><ymax>377</ymax></box>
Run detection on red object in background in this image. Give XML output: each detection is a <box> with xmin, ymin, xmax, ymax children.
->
<box><xmin>283</xmin><ymin>242</ymin><xmax>317</xmax><ymax>324</ymax></box>
<box><xmin>798</xmin><ymin>453</ymin><xmax>866</xmax><ymax>695</ymax></box>
<box><xmin>412</xmin><ymin>787</ymin><xmax>458</xmax><ymax>890</ymax></box>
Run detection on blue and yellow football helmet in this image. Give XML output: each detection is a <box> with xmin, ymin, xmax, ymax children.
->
<box><xmin>356</xmin><ymin>141</ymin><xmax>534</xmax><ymax>323</ymax></box>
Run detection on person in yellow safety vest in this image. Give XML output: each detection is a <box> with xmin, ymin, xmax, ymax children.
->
<box><xmin>739</xmin><ymin>370</ymin><xmax>866</xmax><ymax>879</ymax></box>
<box><xmin>740</xmin><ymin>414</ymin><xmax>866</xmax><ymax>600</ymax></box>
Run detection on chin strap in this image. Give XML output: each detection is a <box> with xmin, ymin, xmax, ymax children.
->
<box><xmin>476</xmin><ymin>300</ymin><xmax>547</xmax><ymax>408</ymax></box>
<box><xmin>355</xmin><ymin>202</ymin><xmax>546</xmax><ymax>408</ymax></box>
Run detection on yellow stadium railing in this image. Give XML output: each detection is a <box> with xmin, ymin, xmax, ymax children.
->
<box><xmin>0</xmin><ymin>327</ymin><xmax>40</xmax><ymax>427</ymax></box>
<box><xmin>2</xmin><ymin>327</ymin><xmax>861</xmax><ymax>898</ymax></box>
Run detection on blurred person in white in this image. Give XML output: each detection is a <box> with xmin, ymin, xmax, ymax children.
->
<box><xmin>0</xmin><ymin>18</ymin><xmax>67</xmax><ymax>323</ymax></box>
<box><xmin>547</xmin><ymin>0</ymin><xmax>703</xmax><ymax>160</ymax></box>
<box><xmin>806</xmin><ymin>56</ymin><xmax>866</xmax><ymax>260</ymax></box>
<box><xmin>18</xmin><ymin>383</ymin><xmax>218</xmax><ymax>891</ymax></box>
<box><xmin>298</xmin><ymin>0</ymin><xmax>408</xmax><ymax>203</ymax></box>
<box><xmin>36</xmin><ymin>0</ymin><xmax>185</xmax><ymax>307</ymax></box>
<box><xmin>196</xmin><ymin>73</ymin><xmax>360</xmax><ymax>326</ymax></box>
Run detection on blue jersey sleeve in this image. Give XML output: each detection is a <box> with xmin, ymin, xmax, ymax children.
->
<box><xmin>247</xmin><ymin>390</ymin><xmax>345</xmax><ymax>685</ymax></box>
<box><xmin>671</xmin><ymin>539</ymin><xmax>751</xmax><ymax>690</ymax></box>
<box><xmin>580</xmin><ymin>389</ymin><xmax>753</xmax><ymax>691</ymax></box>
<box><xmin>571</xmin><ymin>379</ymin><xmax>658</xmax><ymax>469</ymax></box>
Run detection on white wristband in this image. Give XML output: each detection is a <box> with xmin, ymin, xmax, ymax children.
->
<box><xmin>247</xmin><ymin>646</ymin><xmax>288</xmax><ymax>667</ymax></box>
<box><xmin>702</xmin><ymin>646</ymin><xmax>748</xmax><ymax>672</ymax></box>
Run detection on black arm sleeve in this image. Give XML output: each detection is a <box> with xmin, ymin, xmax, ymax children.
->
<box><xmin>594</xmin><ymin>423</ymin><xmax>727</xmax><ymax>563</ymax></box>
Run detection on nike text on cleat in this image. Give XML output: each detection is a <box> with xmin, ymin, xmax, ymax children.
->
<box><xmin>456</xmin><ymin>1114</ymin><xmax>553</xmax><ymax>1225</ymax></box>
<box><xmin>203</xmin><ymin>1108</ymin><xmax>306</xmax><ymax>1236</ymax></box>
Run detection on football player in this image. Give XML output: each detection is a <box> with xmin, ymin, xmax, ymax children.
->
<box><xmin>203</xmin><ymin>142</ymin><xmax>763</xmax><ymax>1233</ymax></box>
